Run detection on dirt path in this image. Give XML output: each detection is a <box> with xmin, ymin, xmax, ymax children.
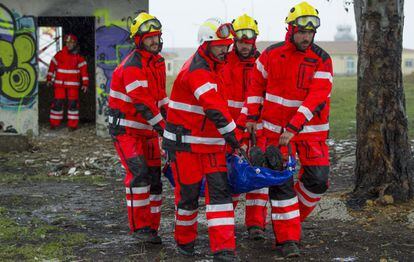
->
<box><xmin>1</xmin><ymin>124</ymin><xmax>413</xmax><ymax>261</ymax></box>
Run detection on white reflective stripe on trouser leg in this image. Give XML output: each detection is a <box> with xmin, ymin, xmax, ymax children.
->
<box><xmin>246</xmin><ymin>199</ymin><xmax>267</xmax><ymax>207</ymax></box>
<box><xmin>271</xmin><ymin>196</ymin><xmax>298</xmax><ymax>207</ymax></box>
<box><xmin>151</xmin><ymin>206</ymin><xmax>161</xmax><ymax>213</ymax></box>
<box><xmin>217</xmin><ymin>121</ymin><xmax>236</xmax><ymax>135</ymax></box>
<box><xmin>50</xmin><ymin>110</ymin><xmax>63</xmax><ymax>115</ymax></box>
<box><xmin>194</xmin><ymin>82</ymin><xmax>217</xmax><ymax>100</ymax></box>
<box><xmin>177</xmin><ymin>208</ymin><xmax>198</xmax><ymax>216</ymax></box>
<box><xmin>126</xmin><ymin>199</ymin><xmax>150</xmax><ymax>207</ymax></box>
<box><xmin>50</xmin><ymin>115</ymin><xmax>63</xmax><ymax>120</ymax></box>
<box><xmin>207</xmin><ymin>217</ymin><xmax>235</xmax><ymax>227</ymax></box>
<box><xmin>150</xmin><ymin>194</ymin><xmax>162</xmax><ymax>201</ymax></box>
<box><xmin>176</xmin><ymin>217</ymin><xmax>198</xmax><ymax>226</ymax></box>
<box><xmin>271</xmin><ymin>210</ymin><xmax>300</xmax><ymax>220</ymax></box>
<box><xmin>126</xmin><ymin>186</ymin><xmax>151</xmax><ymax>194</ymax></box>
<box><xmin>297</xmin><ymin>191</ymin><xmax>319</xmax><ymax>207</ymax></box>
<box><xmin>299</xmin><ymin>181</ymin><xmax>323</xmax><ymax>199</ymax></box>
<box><xmin>249</xmin><ymin>188</ymin><xmax>269</xmax><ymax>194</ymax></box>
<box><xmin>67</xmin><ymin>115</ymin><xmax>79</xmax><ymax>120</ymax></box>
<box><xmin>206</xmin><ymin>203</ymin><xmax>233</xmax><ymax>212</ymax></box>
<box><xmin>68</xmin><ymin>110</ymin><xmax>79</xmax><ymax>115</ymax></box>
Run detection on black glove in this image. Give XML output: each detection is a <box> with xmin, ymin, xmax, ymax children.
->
<box><xmin>223</xmin><ymin>132</ymin><xmax>240</xmax><ymax>150</ymax></box>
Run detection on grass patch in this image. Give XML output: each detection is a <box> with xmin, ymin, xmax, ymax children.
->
<box><xmin>0</xmin><ymin>172</ymin><xmax>108</xmax><ymax>185</ymax></box>
<box><xmin>0</xmin><ymin>208</ymin><xmax>88</xmax><ymax>260</ymax></box>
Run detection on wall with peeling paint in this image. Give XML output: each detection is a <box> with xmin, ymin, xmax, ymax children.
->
<box><xmin>0</xmin><ymin>0</ymin><xmax>148</xmax><ymax>136</ymax></box>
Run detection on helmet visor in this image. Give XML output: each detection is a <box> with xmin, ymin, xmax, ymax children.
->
<box><xmin>235</xmin><ymin>29</ymin><xmax>256</xmax><ymax>40</ymax></box>
<box><xmin>295</xmin><ymin>16</ymin><xmax>320</xmax><ymax>29</ymax></box>
<box><xmin>138</xmin><ymin>19</ymin><xmax>162</xmax><ymax>34</ymax></box>
<box><xmin>216</xmin><ymin>23</ymin><xmax>234</xmax><ymax>39</ymax></box>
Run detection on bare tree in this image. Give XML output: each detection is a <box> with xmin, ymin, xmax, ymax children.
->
<box><xmin>353</xmin><ymin>0</ymin><xmax>413</xmax><ymax>203</ymax></box>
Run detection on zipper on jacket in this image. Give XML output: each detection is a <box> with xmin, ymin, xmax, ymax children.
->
<box><xmin>200</xmin><ymin>116</ymin><xmax>207</xmax><ymax>131</ymax></box>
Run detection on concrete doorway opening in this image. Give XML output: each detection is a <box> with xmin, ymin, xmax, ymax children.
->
<box><xmin>37</xmin><ymin>16</ymin><xmax>95</xmax><ymax>131</ymax></box>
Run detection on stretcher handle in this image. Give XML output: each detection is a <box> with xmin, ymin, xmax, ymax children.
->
<box><xmin>238</xmin><ymin>147</ymin><xmax>253</xmax><ymax>166</ymax></box>
<box><xmin>250</xmin><ymin>131</ymin><xmax>257</xmax><ymax>147</ymax></box>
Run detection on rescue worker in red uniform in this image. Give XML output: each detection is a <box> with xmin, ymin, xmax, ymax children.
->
<box><xmin>221</xmin><ymin>14</ymin><xmax>268</xmax><ymax>241</ymax></box>
<box><xmin>47</xmin><ymin>34</ymin><xmax>89</xmax><ymax>130</ymax></box>
<box><xmin>108</xmin><ymin>12</ymin><xmax>168</xmax><ymax>244</ymax></box>
<box><xmin>245</xmin><ymin>2</ymin><xmax>333</xmax><ymax>257</ymax></box>
<box><xmin>162</xmin><ymin>18</ymin><xmax>240</xmax><ymax>261</ymax></box>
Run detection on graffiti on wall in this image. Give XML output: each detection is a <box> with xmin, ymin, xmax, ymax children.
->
<box><xmin>0</xmin><ymin>3</ymin><xmax>37</xmax><ymax>109</ymax></box>
<box><xmin>95</xmin><ymin>9</ymin><xmax>134</xmax><ymax>117</ymax></box>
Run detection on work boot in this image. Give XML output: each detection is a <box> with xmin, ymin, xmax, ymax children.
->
<box><xmin>177</xmin><ymin>241</ymin><xmax>195</xmax><ymax>256</ymax></box>
<box><xmin>280</xmin><ymin>241</ymin><xmax>300</xmax><ymax>258</ymax></box>
<box><xmin>265</xmin><ymin>145</ymin><xmax>283</xmax><ymax>170</ymax></box>
<box><xmin>134</xmin><ymin>227</ymin><xmax>161</xmax><ymax>244</ymax></box>
<box><xmin>247</xmin><ymin>226</ymin><xmax>265</xmax><ymax>240</ymax></box>
<box><xmin>213</xmin><ymin>250</ymin><xmax>240</xmax><ymax>262</ymax></box>
<box><xmin>147</xmin><ymin>229</ymin><xmax>162</xmax><ymax>244</ymax></box>
<box><xmin>249</xmin><ymin>146</ymin><xmax>265</xmax><ymax>166</ymax></box>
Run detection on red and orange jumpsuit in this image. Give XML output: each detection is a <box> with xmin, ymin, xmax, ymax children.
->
<box><xmin>108</xmin><ymin>48</ymin><xmax>168</xmax><ymax>233</ymax></box>
<box><xmin>246</xmin><ymin>30</ymin><xmax>333</xmax><ymax>245</ymax></box>
<box><xmin>162</xmin><ymin>46</ymin><xmax>239</xmax><ymax>253</ymax></box>
<box><xmin>47</xmin><ymin>46</ymin><xmax>89</xmax><ymax>128</ymax></box>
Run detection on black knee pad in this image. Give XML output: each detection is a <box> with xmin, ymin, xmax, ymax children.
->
<box><xmin>269</xmin><ymin>176</ymin><xmax>295</xmax><ymax>200</ymax></box>
<box><xmin>205</xmin><ymin>172</ymin><xmax>232</xmax><ymax>204</ymax></box>
<box><xmin>68</xmin><ymin>100</ymin><xmax>78</xmax><ymax>110</ymax></box>
<box><xmin>52</xmin><ymin>99</ymin><xmax>64</xmax><ymax>111</ymax></box>
<box><xmin>126</xmin><ymin>156</ymin><xmax>149</xmax><ymax>187</ymax></box>
<box><xmin>177</xmin><ymin>182</ymin><xmax>202</xmax><ymax>210</ymax></box>
<box><xmin>301</xmin><ymin>166</ymin><xmax>330</xmax><ymax>194</ymax></box>
<box><xmin>148</xmin><ymin>166</ymin><xmax>162</xmax><ymax>195</ymax></box>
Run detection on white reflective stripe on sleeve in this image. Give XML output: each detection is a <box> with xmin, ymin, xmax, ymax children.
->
<box><xmin>300</xmin><ymin>123</ymin><xmax>330</xmax><ymax>133</ymax></box>
<box><xmin>52</xmin><ymin>58</ymin><xmax>57</xmax><ymax>65</ymax></box>
<box><xmin>147</xmin><ymin>113</ymin><xmax>163</xmax><ymax>126</ymax></box>
<box><xmin>57</xmin><ymin>69</ymin><xmax>80</xmax><ymax>74</ymax></box>
<box><xmin>151</xmin><ymin>206</ymin><xmax>161</xmax><ymax>213</ymax></box>
<box><xmin>228</xmin><ymin>100</ymin><xmax>244</xmax><ymax>108</ymax></box>
<box><xmin>271</xmin><ymin>196</ymin><xmax>298</xmax><ymax>207</ymax></box>
<box><xmin>298</xmin><ymin>105</ymin><xmax>313</xmax><ymax>121</ymax></box>
<box><xmin>208</xmin><ymin>217</ymin><xmax>235</xmax><ymax>227</ymax></box>
<box><xmin>126</xmin><ymin>199</ymin><xmax>150</xmax><ymax>207</ymax></box>
<box><xmin>50</xmin><ymin>110</ymin><xmax>63</xmax><ymax>115</ymax></box>
<box><xmin>265</xmin><ymin>93</ymin><xmax>303</xmax><ymax>107</ymax></box>
<box><xmin>163</xmin><ymin>130</ymin><xmax>225</xmax><ymax>145</ymax></box>
<box><xmin>78</xmin><ymin>61</ymin><xmax>87</xmax><ymax>67</ymax></box>
<box><xmin>68</xmin><ymin>110</ymin><xmax>79</xmax><ymax>115</ymax></box>
<box><xmin>247</xmin><ymin>96</ymin><xmax>264</xmax><ymax>104</ymax></box>
<box><xmin>82</xmin><ymin>77</ymin><xmax>89</xmax><ymax>81</ymax></box>
<box><xmin>297</xmin><ymin>191</ymin><xmax>319</xmax><ymax>207</ymax></box>
<box><xmin>168</xmin><ymin>100</ymin><xmax>205</xmax><ymax>115</ymax></box>
<box><xmin>217</xmin><ymin>121</ymin><xmax>236</xmax><ymax>135</ymax></box>
<box><xmin>177</xmin><ymin>208</ymin><xmax>198</xmax><ymax>216</ymax></box>
<box><xmin>64</xmin><ymin>81</ymin><xmax>80</xmax><ymax>86</ymax></box>
<box><xmin>314</xmin><ymin>71</ymin><xmax>333</xmax><ymax>83</ymax></box>
<box><xmin>194</xmin><ymin>82</ymin><xmax>217</xmax><ymax>100</ymax></box>
<box><xmin>176</xmin><ymin>217</ymin><xmax>198</xmax><ymax>226</ymax></box>
<box><xmin>125</xmin><ymin>80</ymin><xmax>148</xmax><ymax>93</ymax></box>
<box><xmin>249</xmin><ymin>188</ymin><xmax>269</xmax><ymax>194</ymax></box>
<box><xmin>240</xmin><ymin>107</ymin><xmax>248</xmax><ymax>115</ymax></box>
<box><xmin>246</xmin><ymin>199</ymin><xmax>267</xmax><ymax>207</ymax></box>
<box><xmin>263</xmin><ymin>120</ymin><xmax>282</xmax><ymax>133</ymax></box>
<box><xmin>256</xmin><ymin>60</ymin><xmax>268</xmax><ymax>79</ymax></box>
<box><xmin>271</xmin><ymin>210</ymin><xmax>300</xmax><ymax>220</ymax></box>
<box><xmin>206</xmin><ymin>203</ymin><xmax>233</xmax><ymax>212</ymax></box>
<box><xmin>299</xmin><ymin>181</ymin><xmax>323</xmax><ymax>199</ymax></box>
<box><xmin>67</xmin><ymin>115</ymin><xmax>79</xmax><ymax>120</ymax></box>
<box><xmin>50</xmin><ymin>115</ymin><xmax>63</xmax><ymax>119</ymax></box>
<box><xmin>109</xmin><ymin>89</ymin><xmax>132</xmax><ymax>103</ymax></box>
<box><xmin>157</xmin><ymin>97</ymin><xmax>169</xmax><ymax>107</ymax></box>
<box><xmin>108</xmin><ymin>116</ymin><xmax>153</xmax><ymax>130</ymax></box>
<box><xmin>256</xmin><ymin>123</ymin><xmax>263</xmax><ymax>130</ymax></box>
<box><xmin>150</xmin><ymin>194</ymin><xmax>162</xmax><ymax>201</ymax></box>
<box><xmin>126</xmin><ymin>185</ymin><xmax>151</xmax><ymax>194</ymax></box>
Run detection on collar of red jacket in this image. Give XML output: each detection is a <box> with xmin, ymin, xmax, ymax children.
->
<box><xmin>135</xmin><ymin>48</ymin><xmax>162</xmax><ymax>61</ymax></box>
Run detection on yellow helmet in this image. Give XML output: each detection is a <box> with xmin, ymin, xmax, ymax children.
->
<box><xmin>130</xmin><ymin>12</ymin><xmax>162</xmax><ymax>38</ymax></box>
<box><xmin>232</xmin><ymin>14</ymin><xmax>259</xmax><ymax>39</ymax></box>
<box><xmin>285</xmin><ymin>1</ymin><xmax>320</xmax><ymax>30</ymax></box>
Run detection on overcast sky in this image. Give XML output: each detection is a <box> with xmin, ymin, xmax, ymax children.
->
<box><xmin>150</xmin><ymin>0</ymin><xmax>414</xmax><ymax>49</ymax></box>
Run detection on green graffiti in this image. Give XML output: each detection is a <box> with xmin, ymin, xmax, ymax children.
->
<box><xmin>94</xmin><ymin>8</ymin><xmax>131</xmax><ymax>28</ymax></box>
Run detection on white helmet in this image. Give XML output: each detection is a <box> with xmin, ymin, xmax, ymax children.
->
<box><xmin>197</xmin><ymin>17</ymin><xmax>234</xmax><ymax>45</ymax></box>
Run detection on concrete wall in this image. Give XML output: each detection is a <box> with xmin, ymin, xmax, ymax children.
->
<box><xmin>0</xmin><ymin>0</ymin><xmax>148</xmax><ymax>136</ymax></box>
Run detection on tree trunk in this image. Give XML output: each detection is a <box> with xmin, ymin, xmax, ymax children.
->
<box><xmin>353</xmin><ymin>0</ymin><xmax>413</xmax><ymax>202</ymax></box>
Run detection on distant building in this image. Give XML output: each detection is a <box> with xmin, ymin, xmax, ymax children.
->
<box><xmin>162</xmin><ymin>48</ymin><xmax>195</xmax><ymax>76</ymax></box>
<box><xmin>334</xmin><ymin>25</ymin><xmax>354</xmax><ymax>41</ymax></box>
<box><xmin>256</xmin><ymin>41</ymin><xmax>414</xmax><ymax>76</ymax></box>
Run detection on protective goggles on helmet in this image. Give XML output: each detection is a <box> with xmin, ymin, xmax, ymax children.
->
<box><xmin>138</xmin><ymin>18</ymin><xmax>162</xmax><ymax>35</ymax></box>
<box><xmin>216</xmin><ymin>23</ymin><xmax>235</xmax><ymax>39</ymax></box>
<box><xmin>234</xmin><ymin>29</ymin><xmax>257</xmax><ymax>40</ymax></box>
<box><xmin>294</xmin><ymin>16</ymin><xmax>320</xmax><ymax>29</ymax></box>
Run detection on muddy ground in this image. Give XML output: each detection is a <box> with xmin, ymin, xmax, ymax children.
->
<box><xmin>1</xmin><ymin>124</ymin><xmax>413</xmax><ymax>261</ymax></box>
